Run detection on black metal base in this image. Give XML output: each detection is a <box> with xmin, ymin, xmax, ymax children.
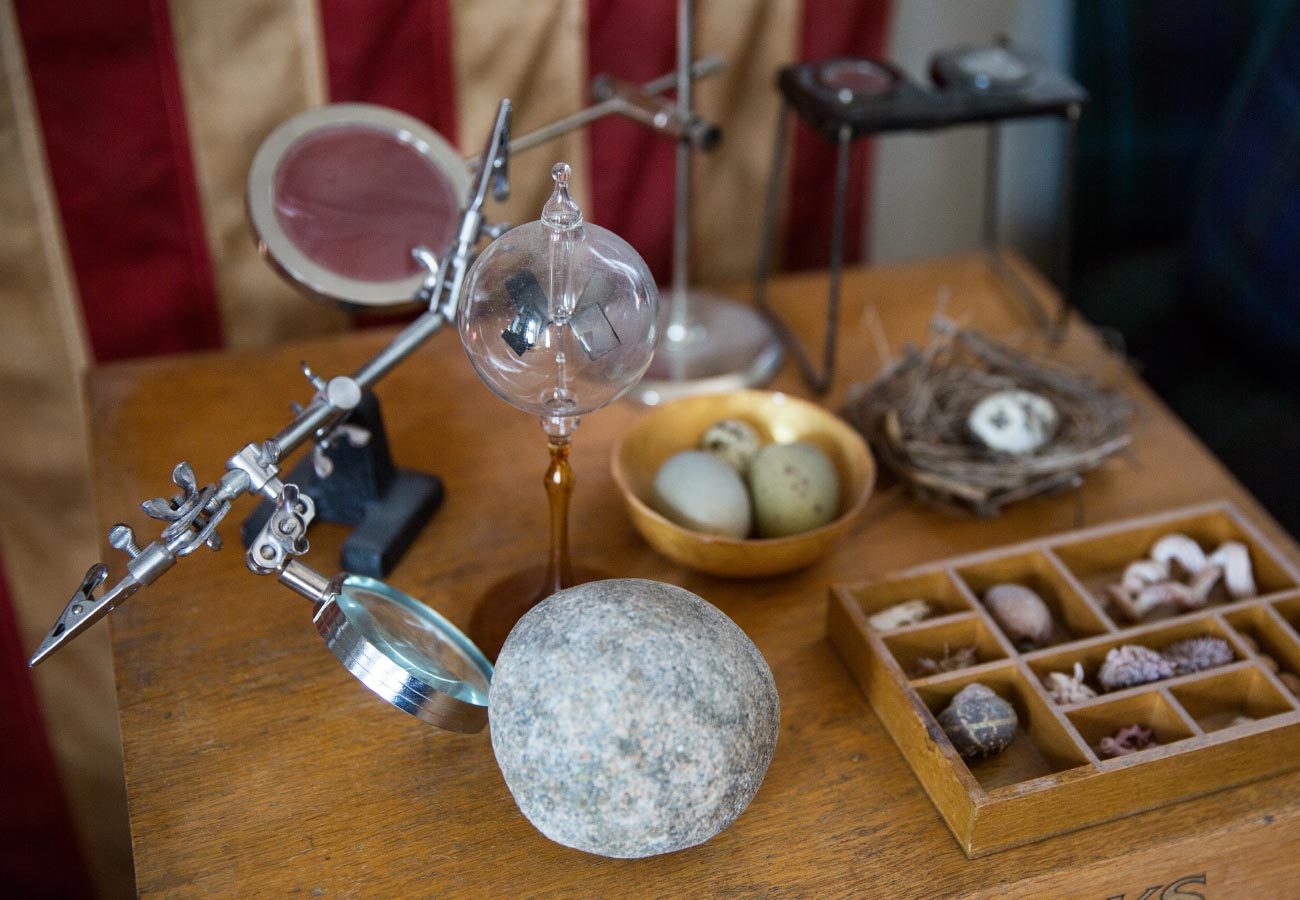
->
<box><xmin>241</xmin><ymin>392</ymin><xmax>443</xmax><ymax>578</ymax></box>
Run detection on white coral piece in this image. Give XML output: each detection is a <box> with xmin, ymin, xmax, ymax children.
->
<box><xmin>1042</xmin><ymin>662</ymin><xmax>1097</xmax><ymax>704</ymax></box>
<box><xmin>868</xmin><ymin>598</ymin><xmax>931</xmax><ymax>630</ymax></box>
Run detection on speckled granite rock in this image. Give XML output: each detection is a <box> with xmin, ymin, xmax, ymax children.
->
<box><xmin>489</xmin><ymin>578</ymin><xmax>780</xmax><ymax>858</ymax></box>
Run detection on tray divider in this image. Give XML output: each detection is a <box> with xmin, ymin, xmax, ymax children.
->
<box><xmin>946</xmin><ymin>566</ymin><xmax>1020</xmax><ymax>661</ymax></box>
<box><xmin>1044</xmin><ymin>546</ymin><xmax>1117</xmax><ymax>633</ymax></box>
<box><xmin>1015</xmin><ymin>657</ymin><xmax>1098</xmax><ymax>767</ymax></box>
<box><xmin>1250</xmin><ymin>604</ymin><xmax>1300</xmax><ymax>711</ymax></box>
<box><xmin>1158</xmin><ymin>686</ymin><xmax>1204</xmax><ymax>737</ymax></box>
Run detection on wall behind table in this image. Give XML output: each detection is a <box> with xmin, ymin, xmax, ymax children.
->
<box><xmin>0</xmin><ymin>2</ymin><xmax>1068</xmax><ymax>897</ymax></box>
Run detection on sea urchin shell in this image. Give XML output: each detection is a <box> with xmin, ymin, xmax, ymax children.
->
<box><xmin>1160</xmin><ymin>636</ymin><xmax>1234</xmax><ymax>676</ymax></box>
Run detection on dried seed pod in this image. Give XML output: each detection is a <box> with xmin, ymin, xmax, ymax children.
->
<box><xmin>984</xmin><ymin>583</ymin><xmax>1054</xmax><ymax>649</ymax></box>
<box><xmin>1160</xmin><ymin>636</ymin><xmax>1235</xmax><ymax>676</ymax></box>
<box><xmin>1041</xmin><ymin>662</ymin><xmax>1097</xmax><ymax>705</ymax></box>
<box><xmin>1150</xmin><ymin>533</ymin><xmax>1207</xmax><ymax>575</ymax></box>
<box><xmin>868</xmin><ymin>599</ymin><xmax>931</xmax><ymax>631</ymax></box>
<box><xmin>910</xmin><ymin>643</ymin><xmax>979</xmax><ymax>678</ymax></box>
<box><xmin>1207</xmin><ymin>541</ymin><xmax>1257</xmax><ymax>599</ymax></box>
<box><xmin>1097</xmin><ymin>723</ymin><xmax>1158</xmax><ymax>759</ymax></box>
<box><xmin>1098</xmin><ymin>644</ymin><xmax>1176</xmax><ymax>691</ymax></box>
<box><xmin>936</xmin><ymin>683</ymin><xmax>1018</xmax><ymax>759</ymax></box>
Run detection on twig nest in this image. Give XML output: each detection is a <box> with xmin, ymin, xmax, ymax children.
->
<box><xmin>1160</xmin><ymin>636</ymin><xmax>1234</xmax><ymax>676</ymax></box>
<box><xmin>967</xmin><ymin>389</ymin><xmax>1058</xmax><ymax>455</ymax></box>
<box><xmin>699</xmin><ymin>418</ymin><xmax>762</xmax><ymax>475</ymax></box>
<box><xmin>937</xmin><ymin>683</ymin><xmax>1018</xmax><ymax>759</ymax></box>
<box><xmin>651</xmin><ymin>450</ymin><xmax>751</xmax><ymax>538</ymax></box>
<box><xmin>983</xmin><ymin>583</ymin><xmax>1054</xmax><ymax>649</ymax></box>
<box><xmin>841</xmin><ymin>317</ymin><xmax>1133</xmax><ymax>515</ymax></box>
<box><xmin>748</xmin><ymin>442</ymin><xmax>840</xmax><ymax>538</ymax></box>
<box><xmin>1098</xmin><ymin>644</ymin><xmax>1176</xmax><ymax>691</ymax></box>
<box><xmin>490</xmin><ymin>579</ymin><xmax>780</xmax><ymax>858</ymax></box>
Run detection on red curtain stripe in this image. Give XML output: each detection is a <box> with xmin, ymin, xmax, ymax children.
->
<box><xmin>0</xmin><ymin>551</ymin><xmax>94</xmax><ymax>900</ymax></box>
<box><xmin>586</xmin><ymin>0</ymin><xmax>679</xmax><ymax>284</ymax></box>
<box><xmin>14</xmin><ymin>0</ymin><xmax>224</xmax><ymax>363</ymax></box>
<box><xmin>318</xmin><ymin>0</ymin><xmax>458</xmax><ymax>146</ymax></box>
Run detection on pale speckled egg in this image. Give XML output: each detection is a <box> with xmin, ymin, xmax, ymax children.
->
<box><xmin>967</xmin><ymin>389</ymin><xmax>1058</xmax><ymax>455</ymax></box>
<box><xmin>748</xmin><ymin>442</ymin><xmax>840</xmax><ymax>538</ymax></box>
<box><xmin>651</xmin><ymin>451</ymin><xmax>752</xmax><ymax>538</ymax></box>
<box><xmin>698</xmin><ymin>419</ymin><xmax>763</xmax><ymax>474</ymax></box>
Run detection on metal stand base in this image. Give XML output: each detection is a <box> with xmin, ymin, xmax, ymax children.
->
<box><xmin>241</xmin><ymin>392</ymin><xmax>444</xmax><ymax>577</ymax></box>
<box><xmin>632</xmin><ymin>289</ymin><xmax>783</xmax><ymax>404</ymax></box>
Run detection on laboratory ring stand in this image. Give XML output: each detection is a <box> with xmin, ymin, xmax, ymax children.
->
<box><xmin>630</xmin><ymin>0</ymin><xmax>782</xmax><ymax>405</ymax></box>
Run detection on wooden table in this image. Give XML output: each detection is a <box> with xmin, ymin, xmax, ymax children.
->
<box><xmin>96</xmin><ymin>256</ymin><xmax>1300</xmax><ymax>898</ymax></box>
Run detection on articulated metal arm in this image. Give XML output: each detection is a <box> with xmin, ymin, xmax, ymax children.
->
<box><xmin>30</xmin><ymin>100</ymin><xmax>517</xmax><ymax>667</ymax></box>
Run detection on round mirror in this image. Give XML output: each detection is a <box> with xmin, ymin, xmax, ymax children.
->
<box><xmin>248</xmin><ymin>103</ymin><xmax>470</xmax><ymax>308</ymax></box>
<box><xmin>315</xmin><ymin>575</ymin><xmax>492</xmax><ymax>733</ymax></box>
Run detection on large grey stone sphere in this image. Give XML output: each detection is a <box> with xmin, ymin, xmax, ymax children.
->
<box><xmin>489</xmin><ymin>578</ymin><xmax>780</xmax><ymax>858</ymax></box>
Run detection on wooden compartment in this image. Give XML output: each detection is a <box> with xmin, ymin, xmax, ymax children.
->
<box><xmin>1066</xmin><ymin>690</ymin><xmax>1196</xmax><ymax>760</ymax></box>
<box><xmin>1023</xmin><ymin>614</ymin><xmax>1244</xmax><ymax>704</ymax></box>
<box><xmin>1051</xmin><ymin>504</ymin><xmax>1298</xmax><ymax>623</ymax></box>
<box><xmin>914</xmin><ymin>666</ymin><xmax>1090</xmax><ymax>791</ymax></box>
<box><xmin>955</xmin><ymin>550</ymin><xmax>1111</xmax><ymax>648</ymax></box>
<box><xmin>828</xmin><ymin>501</ymin><xmax>1300</xmax><ymax>856</ymax></box>
<box><xmin>836</xmin><ymin>568</ymin><xmax>973</xmax><ymax>626</ymax></box>
<box><xmin>1170</xmin><ymin>667</ymin><xmax>1296</xmax><ymax>733</ymax></box>
<box><xmin>883</xmin><ymin>615</ymin><xmax>1009</xmax><ymax>681</ymax></box>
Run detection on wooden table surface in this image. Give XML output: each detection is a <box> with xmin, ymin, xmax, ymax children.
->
<box><xmin>95</xmin><ymin>255</ymin><xmax>1300</xmax><ymax>898</ymax></box>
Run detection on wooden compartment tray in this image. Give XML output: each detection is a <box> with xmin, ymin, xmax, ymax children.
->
<box><xmin>828</xmin><ymin>501</ymin><xmax>1300</xmax><ymax>857</ymax></box>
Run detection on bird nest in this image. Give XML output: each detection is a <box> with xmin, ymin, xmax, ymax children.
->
<box><xmin>841</xmin><ymin>318</ymin><xmax>1134</xmax><ymax>516</ymax></box>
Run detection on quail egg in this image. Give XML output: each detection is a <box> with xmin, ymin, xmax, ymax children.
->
<box><xmin>748</xmin><ymin>441</ymin><xmax>840</xmax><ymax>538</ymax></box>
<box><xmin>651</xmin><ymin>451</ymin><xmax>752</xmax><ymax>538</ymax></box>
<box><xmin>967</xmin><ymin>389</ymin><xmax>1058</xmax><ymax>455</ymax></box>
<box><xmin>698</xmin><ymin>418</ymin><xmax>763</xmax><ymax>474</ymax></box>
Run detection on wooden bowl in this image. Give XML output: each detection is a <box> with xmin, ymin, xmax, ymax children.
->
<box><xmin>611</xmin><ymin>390</ymin><xmax>875</xmax><ymax>577</ymax></box>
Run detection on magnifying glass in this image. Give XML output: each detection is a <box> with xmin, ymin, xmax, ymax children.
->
<box><xmin>247</xmin><ymin>103</ymin><xmax>471</xmax><ymax>308</ymax></box>
<box><xmin>310</xmin><ymin>572</ymin><xmax>493</xmax><ymax>732</ymax></box>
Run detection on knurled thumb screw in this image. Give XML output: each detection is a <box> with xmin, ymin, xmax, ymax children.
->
<box><xmin>108</xmin><ymin>524</ymin><xmax>143</xmax><ymax>559</ymax></box>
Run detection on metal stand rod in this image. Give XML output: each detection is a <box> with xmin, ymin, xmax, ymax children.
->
<box><xmin>669</xmin><ymin>0</ymin><xmax>695</xmax><ymax>336</ymax></box>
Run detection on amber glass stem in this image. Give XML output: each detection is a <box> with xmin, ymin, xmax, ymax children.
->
<box><xmin>541</xmin><ymin>437</ymin><xmax>576</xmax><ymax>597</ymax></box>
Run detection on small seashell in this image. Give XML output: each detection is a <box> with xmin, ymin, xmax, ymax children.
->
<box><xmin>1230</xmin><ymin>715</ymin><xmax>1256</xmax><ymax>728</ymax></box>
<box><xmin>1238</xmin><ymin>633</ymin><xmax>1260</xmax><ymax>654</ymax></box>
<box><xmin>1207</xmin><ymin>541</ymin><xmax>1257</xmax><ymax>599</ymax></box>
<box><xmin>868</xmin><ymin>598</ymin><xmax>931</xmax><ymax>631</ymax></box>
<box><xmin>1097</xmin><ymin>723</ymin><xmax>1158</xmax><ymax>759</ymax></box>
<box><xmin>1159</xmin><ymin>636</ymin><xmax>1234</xmax><ymax>676</ymax></box>
<box><xmin>937</xmin><ymin>683</ymin><xmax>1018</xmax><ymax>759</ymax></box>
<box><xmin>1186</xmin><ymin>564</ymin><xmax>1224</xmax><ymax>607</ymax></box>
<box><xmin>1130</xmin><ymin>581</ymin><xmax>1194</xmax><ymax>618</ymax></box>
<box><xmin>1041</xmin><ymin>662</ymin><xmax>1097</xmax><ymax>705</ymax></box>
<box><xmin>1150</xmin><ymin>534</ymin><xmax>1207</xmax><ymax>575</ymax></box>
<box><xmin>1098</xmin><ymin>644</ymin><xmax>1176</xmax><ymax>692</ymax></box>
<box><xmin>1121</xmin><ymin>559</ymin><xmax>1170</xmax><ymax>591</ymax></box>
<box><xmin>984</xmin><ymin>583</ymin><xmax>1054</xmax><ymax>649</ymax></box>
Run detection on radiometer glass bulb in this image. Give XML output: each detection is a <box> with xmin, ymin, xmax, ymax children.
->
<box><xmin>458</xmin><ymin>163</ymin><xmax>658</xmax><ymax>419</ymax></box>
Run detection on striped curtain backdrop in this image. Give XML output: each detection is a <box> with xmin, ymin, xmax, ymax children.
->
<box><xmin>0</xmin><ymin>2</ymin><xmax>896</xmax><ymax>896</ymax></box>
